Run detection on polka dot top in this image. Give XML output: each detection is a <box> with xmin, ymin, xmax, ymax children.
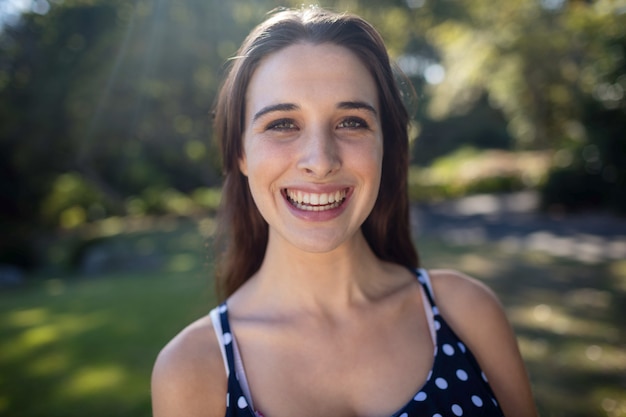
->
<box><xmin>209</xmin><ymin>268</ymin><xmax>505</xmax><ymax>417</ymax></box>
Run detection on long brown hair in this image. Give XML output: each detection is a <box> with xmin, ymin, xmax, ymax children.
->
<box><xmin>213</xmin><ymin>7</ymin><xmax>419</xmax><ymax>300</ymax></box>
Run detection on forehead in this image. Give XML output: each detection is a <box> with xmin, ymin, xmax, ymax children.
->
<box><xmin>245</xmin><ymin>43</ymin><xmax>379</xmax><ymax>114</ymax></box>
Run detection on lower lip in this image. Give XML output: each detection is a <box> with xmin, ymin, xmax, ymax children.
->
<box><xmin>282</xmin><ymin>189</ymin><xmax>352</xmax><ymax>222</ymax></box>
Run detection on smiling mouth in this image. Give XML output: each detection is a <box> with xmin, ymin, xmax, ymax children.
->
<box><xmin>284</xmin><ymin>188</ymin><xmax>348</xmax><ymax>212</ymax></box>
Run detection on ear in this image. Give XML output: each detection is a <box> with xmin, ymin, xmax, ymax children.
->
<box><xmin>238</xmin><ymin>153</ymin><xmax>248</xmax><ymax>177</ymax></box>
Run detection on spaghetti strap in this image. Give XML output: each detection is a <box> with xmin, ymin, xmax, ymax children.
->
<box><xmin>415</xmin><ymin>268</ymin><xmax>437</xmax><ymax>309</ymax></box>
<box><xmin>209</xmin><ymin>305</ymin><xmax>230</xmax><ymax>376</ymax></box>
<box><xmin>209</xmin><ymin>304</ymin><xmax>258</xmax><ymax>417</ymax></box>
<box><xmin>217</xmin><ymin>304</ymin><xmax>237</xmax><ymax>376</ymax></box>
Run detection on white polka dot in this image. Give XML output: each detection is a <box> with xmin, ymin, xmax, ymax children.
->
<box><xmin>418</xmin><ymin>275</ymin><xmax>426</xmax><ymax>284</ymax></box>
<box><xmin>472</xmin><ymin>395</ymin><xmax>484</xmax><ymax>407</ymax></box>
<box><xmin>481</xmin><ymin>372</ymin><xmax>488</xmax><ymax>382</ymax></box>
<box><xmin>433</xmin><ymin>414</ymin><xmax>443</xmax><ymax>417</ymax></box>
<box><xmin>443</xmin><ymin>344</ymin><xmax>455</xmax><ymax>356</ymax></box>
<box><xmin>452</xmin><ymin>404</ymin><xmax>463</xmax><ymax>416</ymax></box>
<box><xmin>457</xmin><ymin>342</ymin><xmax>466</xmax><ymax>353</ymax></box>
<box><xmin>434</xmin><ymin>320</ymin><xmax>441</xmax><ymax>330</ymax></box>
<box><xmin>237</xmin><ymin>396</ymin><xmax>248</xmax><ymax>409</ymax></box>
<box><xmin>492</xmin><ymin>397</ymin><xmax>498</xmax><ymax>407</ymax></box>
<box><xmin>432</xmin><ymin>306</ymin><xmax>440</xmax><ymax>315</ymax></box>
<box><xmin>400</xmin><ymin>413</ymin><xmax>408</xmax><ymax>417</ymax></box>
<box><xmin>226</xmin><ymin>393</ymin><xmax>229</xmax><ymax>406</ymax></box>
<box><xmin>435</xmin><ymin>377</ymin><xmax>448</xmax><ymax>389</ymax></box>
<box><xmin>426</xmin><ymin>370</ymin><xmax>433</xmax><ymax>381</ymax></box>
<box><xmin>414</xmin><ymin>392</ymin><xmax>427</xmax><ymax>401</ymax></box>
<box><xmin>456</xmin><ymin>369</ymin><xmax>468</xmax><ymax>381</ymax></box>
<box><xmin>219</xmin><ymin>304</ymin><xmax>227</xmax><ymax>313</ymax></box>
<box><xmin>223</xmin><ymin>332</ymin><xmax>232</xmax><ymax>345</ymax></box>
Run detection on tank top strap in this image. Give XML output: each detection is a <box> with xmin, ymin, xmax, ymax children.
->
<box><xmin>209</xmin><ymin>303</ymin><xmax>236</xmax><ymax>377</ymax></box>
<box><xmin>415</xmin><ymin>268</ymin><xmax>438</xmax><ymax>311</ymax></box>
<box><xmin>413</xmin><ymin>268</ymin><xmax>438</xmax><ymax>349</ymax></box>
<box><xmin>209</xmin><ymin>303</ymin><xmax>258</xmax><ymax>414</ymax></box>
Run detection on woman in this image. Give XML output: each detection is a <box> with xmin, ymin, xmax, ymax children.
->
<box><xmin>152</xmin><ymin>7</ymin><xmax>537</xmax><ymax>417</ymax></box>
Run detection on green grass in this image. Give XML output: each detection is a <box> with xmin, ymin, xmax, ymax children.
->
<box><xmin>0</xmin><ymin>219</ymin><xmax>215</xmax><ymax>417</ymax></box>
<box><xmin>0</xmin><ymin>270</ymin><xmax>214</xmax><ymax>417</ymax></box>
<box><xmin>1</xmin><ymin>218</ymin><xmax>625</xmax><ymax>417</ymax></box>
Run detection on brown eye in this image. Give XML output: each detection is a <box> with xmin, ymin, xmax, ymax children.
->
<box><xmin>338</xmin><ymin>117</ymin><xmax>368</xmax><ymax>129</ymax></box>
<box><xmin>267</xmin><ymin>119</ymin><xmax>297</xmax><ymax>131</ymax></box>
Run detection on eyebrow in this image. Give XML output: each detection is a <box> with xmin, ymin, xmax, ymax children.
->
<box><xmin>251</xmin><ymin>100</ymin><xmax>378</xmax><ymax>122</ymax></box>
<box><xmin>252</xmin><ymin>103</ymin><xmax>300</xmax><ymax>122</ymax></box>
<box><xmin>337</xmin><ymin>101</ymin><xmax>378</xmax><ymax>116</ymax></box>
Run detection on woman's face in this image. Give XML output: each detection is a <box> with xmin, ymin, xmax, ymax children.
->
<box><xmin>239</xmin><ymin>42</ymin><xmax>383</xmax><ymax>254</ymax></box>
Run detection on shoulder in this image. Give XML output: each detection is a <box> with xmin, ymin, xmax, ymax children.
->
<box><xmin>427</xmin><ymin>269</ymin><xmax>538</xmax><ymax>417</ymax></box>
<box><xmin>426</xmin><ymin>269</ymin><xmax>511</xmax><ymax>352</ymax></box>
<box><xmin>427</xmin><ymin>269</ymin><xmax>503</xmax><ymax>319</ymax></box>
<box><xmin>426</xmin><ymin>269</ymin><xmax>513</xmax><ymax>355</ymax></box>
<box><xmin>151</xmin><ymin>313</ymin><xmax>227</xmax><ymax>417</ymax></box>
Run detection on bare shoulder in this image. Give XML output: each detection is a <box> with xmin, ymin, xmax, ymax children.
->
<box><xmin>426</xmin><ymin>268</ymin><xmax>513</xmax><ymax>356</ymax></box>
<box><xmin>428</xmin><ymin>269</ymin><xmax>538</xmax><ymax>417</ymax></box>
<box><xmin>426</xmin><ymin>269</ymin><xmax>512</xmax><ymax>353</ymax></box>
<box><xmin>428</xmin><ymin>269</ymin><xmax>503</xmax><ymax>317</ymax></box>
<box><xmin>427</xmin><ymin>269</ymin><xmax>515</xmax><ymax>356</ymax></box>
<box><xmin>151</xmin><ymin>314</ymin><xmax>227</xmax><ymax>417</ymax></box>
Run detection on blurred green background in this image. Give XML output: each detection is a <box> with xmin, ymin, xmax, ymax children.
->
<box><xmin>0</xmin><ymin>0</ymin><xmax>625</xmax><ymax>416</ymax></box>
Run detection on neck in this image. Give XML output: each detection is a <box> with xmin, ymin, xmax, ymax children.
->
<box><xmin>248</xmin><ymin>229</ymin><xmax>390</xmax><ymax>314</ymax></box>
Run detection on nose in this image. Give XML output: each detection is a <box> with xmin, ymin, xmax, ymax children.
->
<box><xmin>297</xmin><ymin>128</ymin><xmax>341</xmax><ymax>178</ymax></box>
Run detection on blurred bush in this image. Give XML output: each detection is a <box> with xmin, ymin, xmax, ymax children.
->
<box><xmin>412</xmin><ymin>93</ymin><xmax>514</xmax><ymax>165</ymax></box>
<box><xmin>541</xmin><ymin>102</ymin><xmax>626</xmax><ymax>214</ymax></box>
<box><xmin>409</xmin><ymin>147</ymin><xmax>551</xmax><ymax>202</ymax></box>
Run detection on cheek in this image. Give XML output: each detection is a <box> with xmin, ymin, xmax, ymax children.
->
<box><xmin>352</xmin><ymin>140</ymin><xmax>383</xmax><ymax>179</ymax></box>
<box><xmin>242</xmin><ymin>142</ymin><xmax>287</xmax><ymax>194</ymax></box>
<box><xmin>363</xmin><ymin>143</ymin><xmax>384</xmax><ymax>197</ymax></box>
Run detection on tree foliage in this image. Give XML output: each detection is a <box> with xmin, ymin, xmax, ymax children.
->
<box><xmin>1</xmin><ymin>0</ymin><xmax>625</xmax><ymax>267</ymax></box>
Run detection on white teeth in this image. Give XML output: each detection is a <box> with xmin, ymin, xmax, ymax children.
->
<box><xmin>285</xmin><ymin>189</ymin><xmax>347</xmax><ymax>211</ymax></box>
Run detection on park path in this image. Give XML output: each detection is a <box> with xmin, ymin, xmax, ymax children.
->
<box><xmin>411</xmin><ymin>191</ymin><xmax>626</xmax><ymax>264</ymax></box>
